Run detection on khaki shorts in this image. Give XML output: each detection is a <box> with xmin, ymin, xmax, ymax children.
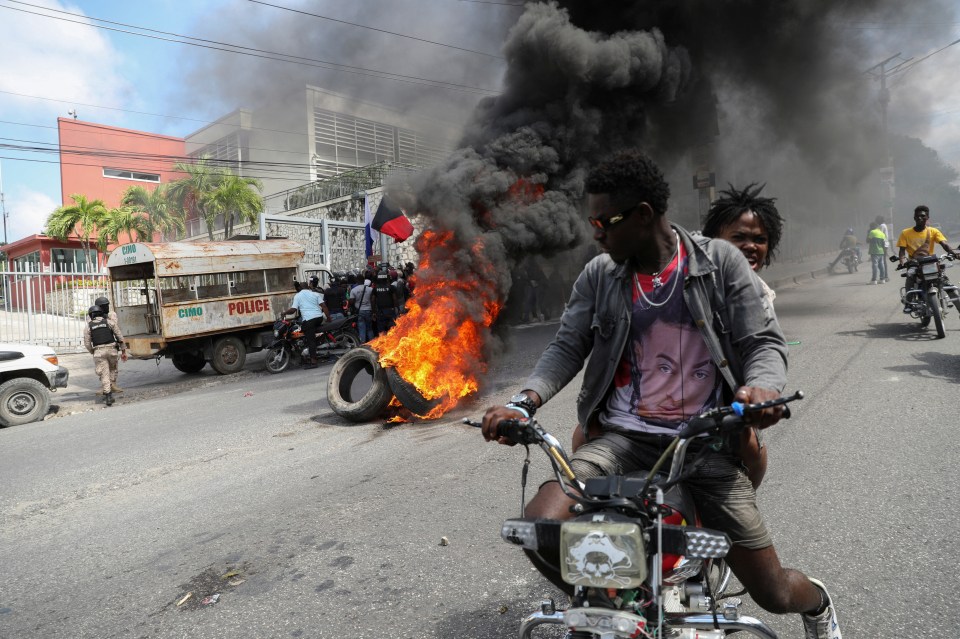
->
<box><xmin>571</xmin><ymin>430</ymin><xmax>772</xmax><ymax>550</ymax></box>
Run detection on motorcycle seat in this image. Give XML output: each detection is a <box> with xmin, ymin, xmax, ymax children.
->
<box><xmin>321</xmin><ymin>315</ymin><xmax>351</xmax><ymax>332</ymax></box>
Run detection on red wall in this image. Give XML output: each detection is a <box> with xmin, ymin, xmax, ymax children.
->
<box><xmin>58</xmin><ymin>118</ymin><xmax>186</xmax><ymax>208</ymax></box>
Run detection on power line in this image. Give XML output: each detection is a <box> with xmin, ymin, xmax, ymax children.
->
<box><xmin>0</xmin><ymin>88</ymin><xmax>464</xmax><ymax>148</ymax></box>
<box><xmin>248</xmin><ymin>0</ymin><xmax>503</xmax><ymax>59</ymax></box>
<box><xmin>0</xmin><ymin>1</ymin><xmax>499</xmax><ymax>96</ymax></box>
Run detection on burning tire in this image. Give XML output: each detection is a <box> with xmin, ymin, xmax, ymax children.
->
<box><xmin>386</xmin><ymin>366</ymin><xmax>442</xmax><ymax>417</ymax></box>
<box><xmin>326</xmin><ymin>346</ymin><xmax>393</xmax><ymax>422</ymax></box>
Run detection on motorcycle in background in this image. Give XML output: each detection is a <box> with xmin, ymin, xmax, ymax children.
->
<box><xmin>467</xmin><ymin>391</ymin><xmax>804</xmax><ymax>639</ymax></box>
<box><xmin>892</xmin><ymin>253</ymin><xmax>960</xmax><ymax>339</ymax></box>
<box><xmin>828</xmin><ymin>247</ymin><xmax>860</xmax><ymax>274</ymax></box>
<box><xmin>264</xmin><ymin>311</ymin><xmax>360</xmax><ymax>373</ymax></box>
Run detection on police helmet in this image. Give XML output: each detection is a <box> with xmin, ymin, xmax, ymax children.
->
<box><xmin>94</xmin><ymin>296</ymin><xmax>109</xmax><ymax>307</ymax></box>
<box><xmin>88</xmin><ymin>305</ymin><xmax>105</xmax><ymax>318</ymax></box>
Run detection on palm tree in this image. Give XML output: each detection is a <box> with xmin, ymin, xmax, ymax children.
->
<box><xmin>121</xmin><ymin>184</ymin><xmax>184</xmax><ymax>240</ymax></box>
<box><xmin>98</xmin><ymin>206</ymin><xmax>153</xmax><ymax>253</ymax></box>
<box><xmin>206</xmin><ymin>173</ymin><xmax>264</xmax><ymax>240</ymax></box>
<box><xmin>167</xmin><ymin>157</ymin><xmax>225</xmax><ymax>240</ymax></box>
<box><xmin>45</xmin><ymin>194</ymin><xmax>109</xmax><ymax>272</ymax></box>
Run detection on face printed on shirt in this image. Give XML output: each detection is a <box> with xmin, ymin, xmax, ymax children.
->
<box><xmin>635</xmin><ymin>318</ymin><xmax>719</xmax><ymax>421</ymax></box>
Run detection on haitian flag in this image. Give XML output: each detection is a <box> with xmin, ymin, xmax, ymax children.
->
<box><xmin>372</xmin><ymin>196</ymin><xmax>414</xmax><ymax>243</ymax></box>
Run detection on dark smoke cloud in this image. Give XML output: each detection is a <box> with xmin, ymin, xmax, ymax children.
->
<box><xmin>177</xmin><ymin>0</ymin><xmax>511</xmax><ymax>128</ymax></box>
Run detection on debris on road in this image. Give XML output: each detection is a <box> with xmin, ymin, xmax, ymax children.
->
<box><xmin>200</xmin><ymin>593</ymin><xmax>220</xmax><ymax>606</ymax></box>
<box><xmin>176</xmin><ymin>592</ymin><xmax>193</xmax><ymax>607</ymax></box>
<box><xmin>439</xmin><ymin>536</ymin><xmax>449</xmax><ymax>546</ymax></box>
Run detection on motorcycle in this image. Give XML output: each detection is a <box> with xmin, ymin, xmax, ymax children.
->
<box><xmin>264</xmin><ymin>311</ymin><xmax>361</xmax><ymax>373</ymax></box>
<box><xmin>467</xmin><ymin>391</ymin><xmax>804</xmax><ymax>639</ymax></box>
<box><xmin>828</xmin><ymin>247</ymin><xmax>860</xmax><ymax>274</ymax></box>
<box><xmin>892</xmin><ymin>253</ymin><xmax>960</xmax><ymax>339</ymax></box>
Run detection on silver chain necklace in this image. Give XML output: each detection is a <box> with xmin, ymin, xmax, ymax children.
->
<box><xmin>634</xmin><ymin>232</ymin><xmax>681</xmax><ymax>308</ymax></box>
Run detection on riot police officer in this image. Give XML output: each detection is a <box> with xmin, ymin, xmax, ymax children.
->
<box><xmin>83</xmin><ymin>305</ymin><xmax>126</xmax><ymax>406</ymax></box>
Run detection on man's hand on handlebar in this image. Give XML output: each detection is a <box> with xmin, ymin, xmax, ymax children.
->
<box><xmin>734</xmin><ymin>386</ymin><xmax>784</xmax><ymax>429</ymax></box>
<box><xmin>481</xmin><ymin>405</ymin><xmax>528</xmax><ymax>445</ymax></box>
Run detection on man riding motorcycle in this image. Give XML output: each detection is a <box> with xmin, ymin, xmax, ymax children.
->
<box><xmin>897</xmin><ymin>206</ymin><xmax>960</xmax><ymax>286</ymax></box>
<box><xmin>481</xmin><ymin>150</ymin><xmax>841</xmax><ymax>639</ymax></box>
<box><xmin>827</xmin><ymin>228</ymin><xmax>860</xmax><ymax>274</ymax></box>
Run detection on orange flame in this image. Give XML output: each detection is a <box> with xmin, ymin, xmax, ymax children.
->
<box><xmin>370</xmin><ymin>231</ymin><xmax>502</xmax><ymax>419</ymax></box>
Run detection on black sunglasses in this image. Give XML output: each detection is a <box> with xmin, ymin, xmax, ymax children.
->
<box><xmin>588</xmin><ymin>203</ymin><xmax>639</xmax><ymax>231</ymax></box>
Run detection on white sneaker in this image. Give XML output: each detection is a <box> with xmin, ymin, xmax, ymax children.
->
<box><xmin>801</xmin><ymin>578</ymin><xmax>842</xmax><ymax>639</ymax></box>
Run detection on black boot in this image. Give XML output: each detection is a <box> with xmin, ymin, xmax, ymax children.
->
<box><xmin>104</xmin><ymin>392</ymin><xmax>114</xmax><ymax>407</ymax></box>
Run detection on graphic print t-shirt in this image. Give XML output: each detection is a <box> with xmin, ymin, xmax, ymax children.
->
<box><xmin>600</xmin><ymin>243</ymin><xmax>721</xmax><ymax>435</ymax></box>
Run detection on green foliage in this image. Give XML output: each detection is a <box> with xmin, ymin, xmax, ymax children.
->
<box><xmin>45</xmin><ymin>194</ymin><xmax>109</xmax><ymax>271</ymax></box>
<box><xmin>121</xmin><ymin>184</ymin><xmax>185</xmax><ymax>240</ymax></box>
<box><xmin>167</xmin><ymin>158</ymin><xmax>262</xmax><ymax>239</ymax></box>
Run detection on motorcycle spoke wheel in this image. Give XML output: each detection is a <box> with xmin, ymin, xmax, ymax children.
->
<box><xmin>929</xmin><ymin>291</ymin><xmax>946</xmax><ymax>338</ymax></box>
<box><xmin>265</xmin><ymin>345</ymin><xmax>290</xmax><ymax>373</ymax></box>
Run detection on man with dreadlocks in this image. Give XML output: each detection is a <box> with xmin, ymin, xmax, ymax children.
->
<box><xmin>481</xmin><ymin>150</ymin><xmax>841</xmax><ymax>639</ymax></box>
<box><xmin>702</xmin><ymin>183</ymin><xmax>784</xmax><ymax>307</ymax></box>
<box><xmin>702</xmin><ymin>183</ymin><xmax>786</xmax><ymax>490</ymax></box>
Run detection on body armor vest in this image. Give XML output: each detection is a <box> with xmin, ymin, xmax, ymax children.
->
<box><xmin>89</xmin><ymin>318</ymin><xmax>115</xmax><ymax>347</ymax></box>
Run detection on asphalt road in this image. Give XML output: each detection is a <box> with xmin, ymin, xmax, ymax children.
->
<box><xmin>2</xmin><ymin>271</ymin><xmax>959</xmax><ymax>638</ymax></box>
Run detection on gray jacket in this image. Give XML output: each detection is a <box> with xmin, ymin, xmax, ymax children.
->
<box><xmin>524</xmin><ymin>225</ymin><xmax>788</xmax><ymax>432</ymax></box>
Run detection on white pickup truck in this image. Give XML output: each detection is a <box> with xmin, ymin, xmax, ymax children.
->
<box><xmin>0</xmin><ymin>343</ymin><xmax>69</xmax><ymax>427</ymax></box>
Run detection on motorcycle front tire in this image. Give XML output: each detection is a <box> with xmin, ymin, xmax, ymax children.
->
<box><xmin>929</xmin><ymin>290</ymin><xmax>946</xmax><ymax>338</ymax></box>
<box><xmin>265</xmin><ymin>344</ymin><xmax>291</xmax><ymax>373</ymax></box>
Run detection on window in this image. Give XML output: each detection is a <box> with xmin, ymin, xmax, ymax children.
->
<box><xmin>196</xmin><ymin>273</ymin><xmax>230</xmax><ymax>300</ymax></box>
<box><xmin>266</xmin><ymin>268</ymin><xmax>296</xmax><ymax>293</ymax></box>
<box><xmin>230</xmin><ymin>271</ymin><xmax>266</xmax><ymax>295</ymax></box>
<box><xmin>159</xmin><ymin>276</ymin><xmax>196</xmax><ymax>303</ymax></box>
<box><xmin>50</xmin><ymin>247</ymin><xmax>97</xmax><ymax>272</ymax></box>
<box><xmin>12</xmin><ymin>251</ymin><xmax>40</xmax><ymax>273</ymax></box>
<box><xmin>103</xmin><ymin>168</ymin><xmax>160</xmax><ymax>182</ymax></box>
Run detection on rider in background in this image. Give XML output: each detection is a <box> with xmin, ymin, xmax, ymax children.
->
<box><xmin>701</xmin><ymin>182</ymin><xmax>785</xmax><ymax>489</ymax></box>
<box><xmin>292</xmin><ymin>276</ymin><xmax>329</xmax><ymax>369</ymax></box>
<box><xmin>896</xmin><ymin>205</ymin><xmax>960</xmax><ymax>309</ymax></box>
<box><xmin>481</xmin><ymin>149</ymin><xmax>841</xmax><ymax>639</ymax></box>
<box><xmin>827</xmin><ymin>228</ymin><xmax>860</xmax><ymax>274</ymax></box>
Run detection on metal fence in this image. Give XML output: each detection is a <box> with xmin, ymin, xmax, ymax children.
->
<box><xmin>0</xmin><ymin>266</ymin><xmax>110</xmax><ymax>353</ymax></box>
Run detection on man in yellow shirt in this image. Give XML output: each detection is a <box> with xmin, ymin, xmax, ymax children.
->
<box><xmin>896</xmin><ymin>205</ymin><xmax>960</xmax><ymax>311</ymax></box>
<box><xmin>897</xmin><ymin>205</ymin><xmax>960</xmax><ymax>265</ymax></box>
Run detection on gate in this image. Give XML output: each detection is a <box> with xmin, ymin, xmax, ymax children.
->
<box><xmin>0</xmin><ymin>265</ymin><xmax>110</xmax><ymax>353</ymax></box>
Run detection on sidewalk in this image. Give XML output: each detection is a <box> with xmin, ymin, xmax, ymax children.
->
<box><xmin>760</xmin><ymin>251</ymin><xmax>835</xmax><ymax>291</ymax></box>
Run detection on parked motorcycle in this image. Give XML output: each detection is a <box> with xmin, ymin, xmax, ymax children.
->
<box><xmin>892</xmin><ymin>253</ymin><xmax>960</xmax><ymax>339</ymax></box>
<box><xmin>264</xmin><ymin>311</ymin><xmax>361</xmax><ymax>373</ymax></box>
<box><xmin>467</xmin><ymin>391</ymin><xmax>804</xmax><ymax>639</ymax></box>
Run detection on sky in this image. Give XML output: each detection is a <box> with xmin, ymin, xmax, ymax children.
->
<box><xmin>1</xmin><ymin>0</ymin><xmax>959</xmax><ymax>245</ymax></box>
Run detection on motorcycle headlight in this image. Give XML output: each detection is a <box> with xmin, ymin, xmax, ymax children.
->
<box><xmin>921</xmin><ymin>262</ymin><xmax>940</xmax><ymax>277</ymax></box>
<box><xmin>560</xmin><ymin>521</ymin><xmax>646</xmax><ymax>588</ymax></box>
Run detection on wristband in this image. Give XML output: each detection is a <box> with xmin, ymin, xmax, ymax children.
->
<box><xmin>505</xmin><ymin>404</ymin><xmax>530</xmax><ymax>418</ymax></box>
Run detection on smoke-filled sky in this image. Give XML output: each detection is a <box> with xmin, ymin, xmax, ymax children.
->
<box><xmin>1</xmin><ymin>0</ymin><xmax>959</xmax><ymax>244</ymax></box>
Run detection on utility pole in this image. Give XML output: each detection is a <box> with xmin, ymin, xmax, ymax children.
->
<box><xmin>0</xmin><ymin>160</ymin><xmax>9</xmax><ymax>246</ymax></box>
<box><xmin>865</xmin><ymin>53</ymin><xmax>912</xmax><ymax>238</ymax></box>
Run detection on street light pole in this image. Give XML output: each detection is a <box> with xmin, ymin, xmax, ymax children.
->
<box><xmin>0</xmin><ymin>160</ymin><xmax>9</xmax><ymax>245</ymax></box>
<box><xmin>865</xmin><ymin>53</ymin><xmax>911</xmax><ymax>237</ymax></box>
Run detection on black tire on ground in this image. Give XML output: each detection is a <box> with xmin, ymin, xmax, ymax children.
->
<box><xmin>264</xmin><ymin>344</ymin><xmax>290</xmax><ymax>374</ymax></box>
<box><xmin>335</xmin><ymin>329</ymin><xmax>360</xmax><ymax>350</ymax></box>
<box><xmin>847</xmin><ymin>262</ymin><xmax>856</xmax><ymax>274</ymax></box>
<box><xmin>326</xmin><ymin>346</ymin><xmax>393</xmax><ymax>422</ymax></box>
<box><xmin>0</xmin><ymin>377</ymin><xmax>51</xmax><ymax>427</ymax></box>
<box><xmin>211</xmin><ymin>336</ymin><xmax>247</xmax><ymax>374</ymax></box>
<box><xmin>171</xmin><ymin>351</ymin><xmax>206</xmax><ymax>373</ymax></box>
<box><xmin>929</xmin><ymin>291</ymin><xmax>946</xmax><ymax>338</ymax></box>
<box><xmin>386</xmin><ymin>366</ymin><xmax>443</xmax><ymax>417</ymax></box>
